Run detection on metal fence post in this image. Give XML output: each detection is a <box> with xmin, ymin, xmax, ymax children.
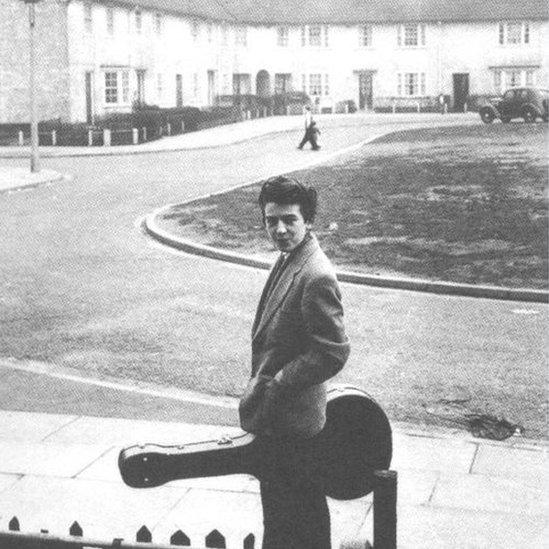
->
<box><xmin>373</xmin><ymin>470</ymin><xmax>397</xmax><ymax>549</ymax></box>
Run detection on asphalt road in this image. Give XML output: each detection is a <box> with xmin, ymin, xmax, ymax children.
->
<box><xmin>0</xmin><ymin>116</ymin><xmax>546</xmax><ymax>438</ymax></box>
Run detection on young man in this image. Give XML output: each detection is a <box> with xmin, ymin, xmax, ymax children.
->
<box><xmin>239</xmin><ymin>176</ymin><xmax>350</xmax><ymax>549</ymax></box>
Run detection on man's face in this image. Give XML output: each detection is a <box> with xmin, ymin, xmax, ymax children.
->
<box><xmin>264</xmin><ymin>202</ymin><xmax>310</xmax><ymax>253</ymax></box>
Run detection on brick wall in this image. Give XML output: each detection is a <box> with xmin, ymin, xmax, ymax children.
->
<box><xmin>0</xmin><ymin>0</ymin><xmax>70</xmax><ymax>123</ymax></box>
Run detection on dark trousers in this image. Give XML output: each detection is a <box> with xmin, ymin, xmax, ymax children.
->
<box><xmin>298</xmin><ymin>128</ymin><xmax>313</xmax><ymax>149</ymax></box>
<box><xmin>256</xmin><ymin>434</ymin><xmax>331</xmax><ymax>549</ymax></box>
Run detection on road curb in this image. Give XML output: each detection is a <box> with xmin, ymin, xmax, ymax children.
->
<box><xmin>0</xmin><ymin>169</ymin><xmax>66</xmax><ymax>193</ymax></box>
<box><xmin>145</xmin><ymin>205</ymin><xmax>548</xmax><ymax>304</ymax></box>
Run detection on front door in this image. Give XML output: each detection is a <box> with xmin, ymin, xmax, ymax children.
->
<box><xmin>85</xmin><ymin>71</ymin><xmax>93</xmax><ymax>124</ymax></box>
<box><xmin>452</xmin><ymin>73</ymin><xmax>469</xmax><ymax>112</ymax></box>
<box><xmin>358</xmin><ymin>72</ymin><xmax>373</xmax><ymax>110</ymax></box>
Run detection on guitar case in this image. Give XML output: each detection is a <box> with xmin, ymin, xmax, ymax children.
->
<box><xmin>119</xmin><ymin>384</ymin><xmax>392</xmax><ymax>500</ymax></box>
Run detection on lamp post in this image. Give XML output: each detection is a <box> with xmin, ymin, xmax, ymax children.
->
<box><xmin>23</xmin><ymin>0</ymin><xmax>41</xmax><ymax>173</ymax></box>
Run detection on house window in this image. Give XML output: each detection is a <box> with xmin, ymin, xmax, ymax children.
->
<box><xmin>397</xmin><ymin>73</ymin><xmax>426</xmax><ymax>96</ymax></box>
<box><xmin>235</xmin><ymin>26</ymin><xmax>247</xmax><ymax>46</ymax></box>
<box><xmin>398</xmin><ymin>24</ymin><xmax>425</xmax><ymax>47</ymax></box>
<box><xmin>301</xmin><ymin>26</ymin><xmax>306</xmax><ymax>46</ymax></box>
<box><xmin>493</xmin><ymin>68</ymin><xmax>538</xmax><ymax>92</ymax></box>
<box><xmin>104</xmin><ymin>70</ymin><xmax>130</xmax><ymax>104</ymax></box>
<box><xmin>274</xmin><ymin>73</ymin><xmax>292</xmax><ymax>94</ymax></box>
<box><xmin>193</xmin><ymin>73</ymin><xmax>199</xmax><ymax>97</ymax></box>
<box><xmin>207</xmin><ymin>23</ymin><xmax>213</xmax><ymax>43</ymax></box>
<box><xmin>324</xmin><ymin>74</ymin><xmax>330</xmax><ymax>95</ymax></box>
<box><xmin>309</xmin><ymin>26</ymin><xmax>321</xmax><ymax>46</ymax></box>
<box><xmin>309</xmin><ymin>73</ymin><xmax>322</xmax><ymax>96</ymax></box>
<box><xmin>221</xmin><ymin>24</ymin><xmax>228</xmax><ymax>45</ymax></box>
<box><xmin>232</xmin><ymin>73</ymin><xmax>251</xmax><ymax>95</ymax></box>
<box><xmin>498</xmin><ymin>22</ymin><xmax>530</xmax><ymax>45</ymax></box>
<box><xmin>359</xmin><ymin>25</ymin><xmax>372</xmax><ymax>47</ymax></box>
<box><xmin>104</xmin><ymin>72</ymin><xmax>118</xmax><ymax>103</ymax></box>
<box><xmin>84</xmin><ymin>3</ymin><xmax>92</xmax><ymax>33</ymax></box>
<box><xmin>106</xmin><ymin>7</ymin><xmax>114</xmax><ymax>35</ymax></box>
<box><xmin>323</xmin><ymin>26</ymin><xmax>329</xmax><ymax>46</ymax></box>
<box><xmin>301</xmin><ymin>74</ymin><xmax>306</xmax><ymax>92</ymax></box>
<box><xmin>277</xmin><ymin>26</ymin><xmax>289</xmax><ymax>47</ymax></box>
<box><xmin>155</xmin><ymin>12</ymin><xmax>162</xmax><ymax>35</ymax></box>
<box><xmin>135</xmin><ymin>9</ymin><xmax>142</xmax><ymax>33</ymax></box>
<box><xmin>191</xmin><ymin>20</ymin><xmax>199</xmax><ymax>40</ymax></box>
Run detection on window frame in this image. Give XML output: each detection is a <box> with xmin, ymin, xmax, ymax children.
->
<box><xmin>398</xmin><ymin>23</ymin><xmax>426</xmax><ymax>47</ymax></box>
<box><xmin>498</xmin><ymin>21</ymin><xmax>530</xmax><ymax>45</ymax></box>
<box><xmin>277</xmin><ymin>26</ymin><xmax>289</xmax><ymax>47</ymax></box>
<box><xmin>359</xmin><ymin>25</ymin><xmax>372</xmax><ymax>47</ymax></box>
<box><xmin>397</xmin><ymin>72</ymin><xmax>426</xmax><ymax>96</ymax></box>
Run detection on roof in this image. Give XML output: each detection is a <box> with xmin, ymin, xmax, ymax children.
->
<box><xmin>101</xmin><ymin>0</ymin><xmax>549</xmax><ymax>24</ymax></box>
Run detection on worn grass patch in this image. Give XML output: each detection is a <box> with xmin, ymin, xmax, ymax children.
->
<box><xmin>157</xmin><ymin>123</ymin><xmax>548</xmax><ymax>288</ymax></box>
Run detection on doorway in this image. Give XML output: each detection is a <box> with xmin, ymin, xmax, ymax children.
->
<box><xmin>452</xmin><ymin>73</ymin><xmax>469</xmax><ymax>112</ymax></box>
<box><xmin>357</xmin><ymin>72</ymin><xmax>373</xmax><ymax>110</ymax></box>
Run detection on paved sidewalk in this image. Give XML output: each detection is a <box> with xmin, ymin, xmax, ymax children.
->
<box><xmin>0</xmin><ymin>409</ymin><xmax>545</xmax><ymax>548</ymax></box>
<box><xmin>0</xmin><ymin>112</ymin><xmax>477</xmax><ymax>158</ymax></box>
<box><xmin>0</xmin><ymin>166</ymin><xmax>64</xmax><ymax>193</ymax></box>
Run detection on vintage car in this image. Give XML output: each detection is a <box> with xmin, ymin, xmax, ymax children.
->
<box><xmin>479</xmin><ymin>87</ymin><xmax>549</xmax><ymax>123</ymax></box>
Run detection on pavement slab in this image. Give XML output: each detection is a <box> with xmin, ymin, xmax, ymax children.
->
<box><xmin>430</xmin><ymin>472</ymin><xmax>545</xmax><ymax>515</ymax></box>
<box><xmin>391</xmin><ymin>433</ymin><xmax>477</xmax><ymax>474</ymax></box>
<box><xmin>471</xmin><ymin>443</ymin><xmax>547</xmax><ymax>482</ymax></box>
<box><xmin>0</xmin><ymin>410</ymin><xmax>78</xmax><ymax>442</ymax></box>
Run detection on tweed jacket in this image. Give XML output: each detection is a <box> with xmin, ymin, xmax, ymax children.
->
<box><xmin>239</xmin><ymin>233</ymin><xmax>350</xmax><ymax>438</ymax></box>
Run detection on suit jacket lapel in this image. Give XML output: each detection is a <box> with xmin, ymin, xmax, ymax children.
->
<box><xmin>252</xmin><ymin>234</ymin><xmax>318</xmax><ymax>342</ymax></box>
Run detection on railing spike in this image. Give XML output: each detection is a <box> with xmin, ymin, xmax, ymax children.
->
<box><xmin>243</xmin><ymin>532</ymin><xmax>255</xmax><ymax>549</ymax></box>
<box><xmin>170</xmin><ymin>529</ymin><xmax>191</xmax><ymax>546</ymax></box>
<box><xmin>69</xmin><ymin>521</ymin><xmax>83</xmax><ymax>536</ymax></box>
<box><xmin>136</xmin><ymin>525</ymin><xmax>152</xmax><ymax>543</ymax></box>
<box><xmin>205</xmin><ymin>528</ymin><xmax>226</xmax><ymax>548</ymax></box>
<box><xmin>8</xmin><ymin>516</ymin><xmax>20</xmax><ymax>531</ymax></box>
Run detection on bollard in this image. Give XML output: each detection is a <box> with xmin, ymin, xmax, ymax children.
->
<box><xmin>373</xmin><ymin>470</ymin><xmax>397</xmax><ymax>549</ymax></box>
<box><xmin>103</xmin><ymin>128</ymin><xmax>111</xmax><ymax>147</ymax></box>
<box><xmin>51</xmin><ymin>130</ymin><xmax>56</xmax><ymax>146</ymax></box>
<box><xmin>88</xmin><ymin>129</ymin><xmax>93</xmax><ymax>146</ymax></box>
<box><xmin>132</xmin><ymin>128</ymin><xmax>138</xmax><ymax>145</ymax></box>
<box><xmin>18</xmin><ymin>131</ymin><xmax>24</xmax><ymax>146</ymax></box>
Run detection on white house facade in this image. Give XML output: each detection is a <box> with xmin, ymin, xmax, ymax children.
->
<box><xmin>1</xmin><ymin>0</ymin><xmax>547</xmax><ymax>123</ymax></box>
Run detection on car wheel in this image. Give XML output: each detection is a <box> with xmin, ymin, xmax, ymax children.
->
<box><xmin>522</xmin><ymin>108</ymin><xmax>536</xmax><ymax>123</ymax></box>
<box><xmin>501</xmin><ymin>117</ymin><xmax>511</xmax><ymax>124</ymax></box>
<box><xmin>480</xmin><ymin>110</ymin><xmax>494</xmax><ymax>124</ymax></box>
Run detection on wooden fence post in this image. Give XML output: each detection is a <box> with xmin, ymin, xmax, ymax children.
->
<box><xmin>51</xmin><ymin>130</ymin><xmax>57</xmax><ymax>146</ymax></box>
<box><xmin>18</xmin><ymin>131</ymin><xmax>24</xmax><ymax>146</ymax></box>
<box><xmin>166</xmin><ymin>122</ymin><xmax>171</xmax><ymax>136</ymax></box>
<box><xmin>132</xmin><ymin>128</ymin><xmax>138</xmax><ymax>145</ymax></box>
<box><xmin>88</xmin><ymin>129</ymin><xmax>93</xmax><ymax>146</ymax></box>
<box><xmin>103</xmin><ymin>128</ymin><xmax>111</xmax><ymax>147</ymax></box>
<box><xmin>373</xmin><ymin>470</ymin><xmax>397</xmax><ymax>549</ymax></box>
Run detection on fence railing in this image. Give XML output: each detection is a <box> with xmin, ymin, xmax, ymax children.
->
<box><xmin>0</xmin><ymin>470</ymin><xmax>397</xmax><ymax>549</ymax></box>
<box><xmin>0</xmin><ymin>517</ymin><xmax>255</xmax><ymax>548</ymax></box>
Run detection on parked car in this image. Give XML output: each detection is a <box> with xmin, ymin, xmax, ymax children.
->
<box><xmin>479</xmin><ymin>87</ymin><xmax>549</xmax><ymax>124</ymax></box>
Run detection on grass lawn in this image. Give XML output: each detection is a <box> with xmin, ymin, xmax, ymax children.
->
<box><xmin>158</xmin><ymin>123</ymin><xmax>548</xmax><ymax>289</ymax></box>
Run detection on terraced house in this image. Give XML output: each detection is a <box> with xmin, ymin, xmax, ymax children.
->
<box><xmin>0</xmin><ymin>0</ymin><xmax>547</xmax><ymax>123</ymax></box>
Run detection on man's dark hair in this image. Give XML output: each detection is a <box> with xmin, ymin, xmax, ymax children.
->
<box><xmin>258</xmin><ymin>176</ymin><xmax>318</xmax><ymax>223</ymax></box>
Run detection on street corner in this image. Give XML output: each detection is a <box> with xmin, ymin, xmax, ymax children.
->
<box><xmin>0</xmin><ymin>167</ymin><xmax>66</xmax><ymax>193</ymax></box>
